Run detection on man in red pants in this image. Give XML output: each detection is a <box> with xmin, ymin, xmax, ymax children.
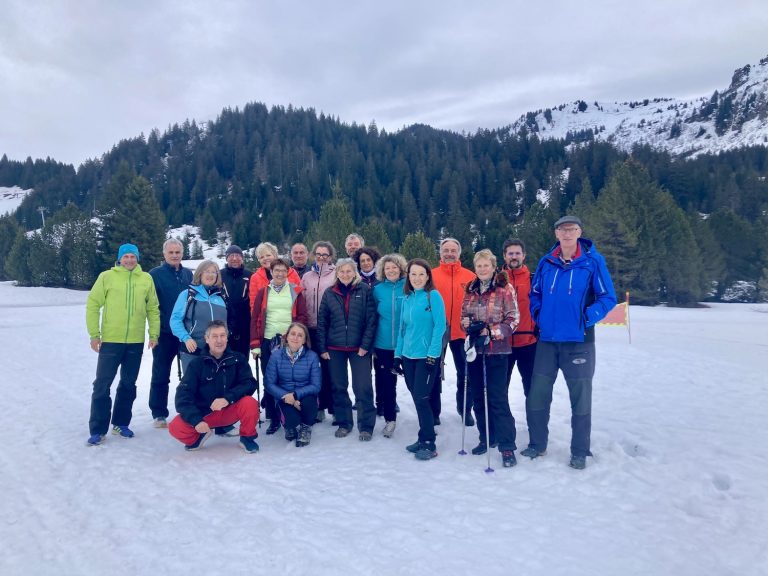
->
<box><xmin>169</xmin><ymin>320</ymin><xmax>260</xmax><ymax>453</ymax></box>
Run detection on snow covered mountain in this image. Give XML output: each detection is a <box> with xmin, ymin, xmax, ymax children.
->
<box><xmin>511</xmin><ymin>55</ymin><xmax>768</xmax><ymax>158</ymax></box>
<box><xmin>0</xmin><ymin>186</ymin><xmax>32</xmax><ymax>216</ymax></box>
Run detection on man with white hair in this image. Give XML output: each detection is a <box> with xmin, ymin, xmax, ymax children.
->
<box><xmin>148</xmin><ymin>238</ymin><xmax>193</xmax><ymax>428</ymax></box>
<box><xmin>344</xmin><ymin>233</ymin><xmax>364</xmax><ymax>257</ymax></box>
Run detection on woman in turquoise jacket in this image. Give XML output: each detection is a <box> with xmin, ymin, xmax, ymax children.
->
<box><xmin>372</xmin><ymin>253</ymin><xmax>407</xmax><ymax>438</ymax></box>
<box><xmin>170</xmin><ymin>260</ymin><xmax>228</xmax><ymax>373</ymax></box>
<box><xmin>394</xmin><ymin>258</ymin><xmax>446</xmax><ymax>461</ymax></box>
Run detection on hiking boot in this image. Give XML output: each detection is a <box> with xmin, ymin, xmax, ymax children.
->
<box><xmin>239</xmin><ymin>435</ymin><xmax>260</xmax><ymax>454</ymax></box>
<box><xmin>414</xmin><ymin>442</ymin><xmax>437</xmax><ymax>461</ymax></box>
<box><xmin>152</xmin><ymin>417</ymin><xmax>168</xmax><ymax>429</ymax></box>
<box><xmin>185</xmin><ymin>431</ymin><xmax>212</xmax><ymax>451</ymax></box>
<box><xmin>86</xmin><ymin>434</ymin><xmax>105</xmax><ymax>446</ymax></box>
<box><xmin>521</xmin><ymin>446</ymin><xmax>547</xmax><ymax>459</ymax></box>
<box><xmin>382</xmin><ymin>421</ymin><xmax>396</xmax><ymax>438</ymax></box>
<box><xmin>266</xmin><ymin>420</ymin><xmax>281</xmax><ymax>435</ymax></box>
<box><xmin>335</xmin><ymin>427</ymin><xmax>351</xmax><ymax>438</ymax></box>
<box><xmin>359</xmin><ymin>431</ymin><xmax>372</xmax><ymax>442</ymax></box>
<box><xmin>285</xmin><ymin>427</ymin><xmax>298</xmax><ymax>441</ymax></box>
<box><xmin>112</xmin><ymin>425</ymin><xmax>134</xmax><ymax>438</ymax></box>
<box><xmin>315</xmin><ymin>409</ymin><xmax>326</xmax><ymax>423</ymax></box>
<box><xmin>502</xmin><ymin>450</ymin><xmax>517</xmax><ymax>468</ymax></box>
<box><xmin>569</xmin><ymin>455</ymin><xmax>587</xmax><ymax>470</ymax></box>
<box><xmin>405</xmin><ymin>440</ymin><xmax>424</xmax><ymax>453</ymax></box>
<box><xmin>215</xmin><ymin>424</ymin><xmax>239</xmax><ymax>437</ymax></box>
<box><xmin>296</xmin><ymin>424</ymin><xmax>312</xmax><ymax>447</ymax></box>
<box><xmin>471</xmin><ymin>442</ymin><xmax>488</xmax><ymax>455</ymax></box>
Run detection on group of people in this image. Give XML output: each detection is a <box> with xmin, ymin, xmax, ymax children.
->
<box><xmin>85</xmin><ymin>216</ymin><xmax>616</xmax><ymax>469</ymax></box>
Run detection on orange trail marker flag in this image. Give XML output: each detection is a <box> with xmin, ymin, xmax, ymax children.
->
<box><xmin>597</xmin><ymin>291</ymin><xmax>631</xmax><ymax>343</ymax></box>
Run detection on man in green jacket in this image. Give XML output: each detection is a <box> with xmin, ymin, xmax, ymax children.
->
<box><xmin>86</xmin><ymin>243</ymin><xmax>160</xmax><ymax>446</ymax></box>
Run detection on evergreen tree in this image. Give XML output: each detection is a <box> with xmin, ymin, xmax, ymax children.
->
<box><xmin>6</xmin><ymin>232</ymin><xmax>32</xmax><ymax>285</ymax></box>
<box><xmin>359</xmin><ymin>217</ymin><xmax>394</xmax><ymax>255</ymax></box>
<box><xmin>305</xmin><ymin>196</ymin><xmax>356</xmax><ymax>256</ymax></box>
<box><xmin>100</xmin><ymin>175</ymin><xmax>166</xmax><ymax>270</ymax></box>
<box><xmin>399</xmin><ymin>231</ymin><xmax>438</xmax><ymax>267</ymax></box>
<box><xmin>0</xmin><ymin>215</ymin><xmax>21</xmax><ymax>280</ymax></box>
<box><xmin>200</xmin><ymin>208</ymin><xmax>218</xmax><ymax>245</ymax></box>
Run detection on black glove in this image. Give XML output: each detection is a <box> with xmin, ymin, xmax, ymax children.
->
<box><xmin>391</xmin><ymin>358</ymin><xmax>404</xmax><ymax>376</ymax></box>
<box><xmin>425</xmin><ymin>356</ymin><xmax>437</xmax><ymax>366</ymax></box>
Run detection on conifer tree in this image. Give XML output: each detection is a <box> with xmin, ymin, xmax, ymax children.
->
<box><xmin>100</xmin><ymin>175</ymin><xmax>166</xmax><ymax>270</ymax></box>
<box><xmin>399</xmin><ymin>231</ymin><xmax>438</xmax><ymax>267</ymax></box>
<box><xmin>359</xmin><ymin>218</ymin><xmax>393</xmax><ymax>255</ymax></box>
<box><xmin>0</xmin><ymin>215</ymin><xmax>21</xmax><ymax>280</ymax></box>
<box><xmin>305</xmin><ymin>196</ymin><xmax>356</xmax><ymax>256</ymax></box>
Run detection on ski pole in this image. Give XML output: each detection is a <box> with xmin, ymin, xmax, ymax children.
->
<box><xmin>458</xmin><ymin>354</ymin><xmax>469</xmax><ymax>455</ymax></box>
<box><xmin>483</xmin><ymin>352</ymin><xmax>493</xmax><ymax>474</ymax></box>
<box><xmin>255</xmin><ymin>355</ymin><xmax>263</xmax><ymax>428</ymax></box>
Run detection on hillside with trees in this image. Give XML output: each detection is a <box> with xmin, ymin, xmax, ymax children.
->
<box><xmin>1</xmin><ymin>102</ymin><xmax>766</xmax><ymax>304</ymax></box>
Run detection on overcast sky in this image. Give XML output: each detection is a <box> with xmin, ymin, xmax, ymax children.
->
<box><xmin>2</xmin><ymin>0</ymin><xmax>767</xmax><ymax>167</ymax></box>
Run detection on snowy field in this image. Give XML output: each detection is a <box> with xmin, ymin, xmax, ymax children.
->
<box><xmin>1</xmin><ymin>282</ymin><xmax>766</xmax><ymax>576</ymax></box>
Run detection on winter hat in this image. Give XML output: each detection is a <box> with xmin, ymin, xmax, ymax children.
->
<box><xmin>225</xmin><ymin>244</ymin><xmax>244</xmax><ymax>257</ymax></box>
<box><xmin>117</xmin><ymin>243</ymin><xmax>140</xmax><ymax>262</ymax></box>
<box><xmin>554</xmin><ymin>215</ymin><xmax>583</xmax><ymax>229</ymax></box>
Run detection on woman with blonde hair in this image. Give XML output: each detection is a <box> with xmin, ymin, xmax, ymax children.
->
<box><xmin>170</xmin><ymin>260</ymin><xmax>228</xmax><ymax>374</ymax></box>
<box><xmin>248</xmin><ymin>242</ymin><xmax>300</xmax><ymax>310</ymax></box>
<box><xmin>372</xmin><ymin>253</ymin><xmax>407</xmax><ymax>437</ymax></box>
<box><xmin>460</xmin><ymin>249</ymin><xmax>520</xmax><ymax>468</ymax></box>
<box><xmin>317</xmin><ymin>258</ymin><xmax>378</xmax><ymax>440</ymax></box>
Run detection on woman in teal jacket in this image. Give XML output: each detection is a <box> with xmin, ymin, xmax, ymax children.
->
<box><xmin>372</xmin><ymin>253</ymin><xmax>407</xmax><ymax>438</ymax></box>
<box><xmin>394</xmin><ymin>258</ymin><xmax>446</xmax><ymax>461</ymax></box>
<box><xmin>170</xmin><ymin>260</ymin><xmax>228</xmax><ymax>373</ymax></box>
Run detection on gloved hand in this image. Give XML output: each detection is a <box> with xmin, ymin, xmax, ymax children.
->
<box><xmin>251</xmin><ymin>348</ymin><xmax>261</xmax><ymax>359</ymax></box>
<box><xmin>391</xmin><ymin>358</ymin><xmax>404</xmax><ymax>376</ymax></box>
<box><xmin>425</xmin><ymin>356</ymin><xmax>438</xmax><ymax>366</ymax></box>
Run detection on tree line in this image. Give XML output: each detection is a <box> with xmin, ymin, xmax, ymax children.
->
<box><xmin>0</xmin><ymin>102</ymin><xmax>766</xmax><ymax>303</ymax></box>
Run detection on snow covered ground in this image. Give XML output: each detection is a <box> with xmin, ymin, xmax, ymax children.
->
<box><xmin>0</xmin><ymin>186</ymin><xmax>32</xmax><ymax>216</ymax></box>
<box><xmin>1</xmin><ymin>282</ymin><xmax>766</xmax><ymax>576</ymax></box>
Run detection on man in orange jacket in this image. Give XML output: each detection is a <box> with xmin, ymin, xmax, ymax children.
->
<box><xmin>501</xmin><ymin>239</ymin><xmax>538</xmax><ymax>398</ymax></box>
<box><xmin>432</xmin><ymin>238</ymin><xmax>476</xmax><ymax>426</ymax></box>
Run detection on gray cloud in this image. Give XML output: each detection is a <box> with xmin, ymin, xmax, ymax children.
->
<box><xmin>1</xmin><ymin>0</ymin><xmax>766</xmax><ymax>166</ymax></box>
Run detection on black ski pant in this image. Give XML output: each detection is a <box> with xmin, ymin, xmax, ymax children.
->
<box><xmin>149</xmin><ymin>332</ymin><xmax>181</xmax><ymax>419</ymax></box>
<box><xmin>402</xmin><ymin>358</ymin><xmax>437</xmax><ymax>444</ymax></box>
<box><xmin>259</xmin><ymin>340</ymin><xmax>278</xmax><ymax>421</ymax></box>
<box><xmin>278</xmin><ymin>394</ymin><xmax>319</xmax><ymax>430</ymax></box>
<box><xmin>328</xmin><ymin>350</ymin><xmax>375</xmax><ymax>433</ymax></box>
<box><xmin>89</xmin><ymin>342</ymin><xmax>143</xmax><ymax>435</ymax></box>
<box><xmin>468</xmin><ymin>353</ymin><xmax>517</xmax><ymax>452</ymax></box>
<box><xmin>374</xmin><ymin>348</ymin><xmax>398</xmax><ymax>422</ymax></box>
<box><xmin>309</xmin><ymin>328</ymin><xmax>334</xmax><ymax>413</ymax></box>
<box><xmin>435</xmin><ymin>338</ymin><xmax>473</xmax><ymax>416</ymax></box>
<box><xmin>527</xmin><ymin>341</ymin><xmax>595</xmax><ymax>458</ymax></box>
<box><xmin>505</xmin><ymin>342</ymin><xmax>537</xmax><ymax>398</ymax></box>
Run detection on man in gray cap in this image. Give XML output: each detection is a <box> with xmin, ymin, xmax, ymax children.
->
<box><xmin>220</xmin><ymin>244</ymin><xmax>252</xmax><ymax>359</ymax></box>
<box><xmin>522</xmin><ymin>215</ymin><xmax>616</xmax><ymax>469</ymax></box>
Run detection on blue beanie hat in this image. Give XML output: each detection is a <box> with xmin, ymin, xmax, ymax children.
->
<box><xmin>117</xmin><ymin>243</ymin><xmax>140</xmax><ymax>262</ymax></box>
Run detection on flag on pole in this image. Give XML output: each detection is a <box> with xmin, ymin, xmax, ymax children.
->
<box><xmin>597</xmin><ymin>291</ymin><xmax>632</xmax><ymax>343</ymax></box>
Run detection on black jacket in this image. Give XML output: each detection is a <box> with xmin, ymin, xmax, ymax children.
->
<box><xmin>175</xmin><ymin>347</ymin><xmax>257</xmax><ymax>426</ymax></box>
<box><xmin>220</xmin><ymin>265</ymin><xmax>252</xmax><ymax>338</ymax></box>
<box><xmin>149</xmin><ymin>262</ymin><xmax>193</xmax><ymax>334</ymax></box>
<box><xmin>317</xmin><ymin>281</ymin><xmax>377</xmax><ymax>353</ymax></box>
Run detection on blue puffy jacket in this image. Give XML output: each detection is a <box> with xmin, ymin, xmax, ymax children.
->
<box><xmin>265</xmin><ymin>346</ymin><xmax>322</xmax><ymax>400</ymax></box>
<box><xmin>373</xmin><ymin>277</ymin><xmax>405</xmax><ymax>351</ymax></box>
<box><xmin>530</xmin><ymin>238</ymin><xmax>616</xmax><ymax>342</ymax></box>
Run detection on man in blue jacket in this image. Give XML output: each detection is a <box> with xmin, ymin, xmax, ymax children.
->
<box><xmin>148</xmin><ymin>239</ymin><xmax>193</xmax><ymax>428</ymax></box>
<box><xmin>522</xmin><ymin>216</ymin><xmax>616</xmax><ymax>469</ymax></box>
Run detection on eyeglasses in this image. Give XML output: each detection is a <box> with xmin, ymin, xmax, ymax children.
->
<box><xmin>272</xmin><ymin>268</ymin><xmax>288</xmax><ymax>275</ymax></box>
<box><xmin>314</xmin><ymin>253</ymin><xmax>331</xmax><ymax>259</ymax></box>
<box><xmin>557</xmin><ymin>227</ymin><xmax>580</xmax><ymax>234</ymax></box>
<box><xmin>201</xmin><ymin>270</ymin><xmax>218</xmax><ymax>276</ymax></box>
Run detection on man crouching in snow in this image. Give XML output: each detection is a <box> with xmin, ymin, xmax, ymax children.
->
<box><xmin>169</xmin><ymin>320</ymin><xmax>261</xmax><ymax>453</ymax></box>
